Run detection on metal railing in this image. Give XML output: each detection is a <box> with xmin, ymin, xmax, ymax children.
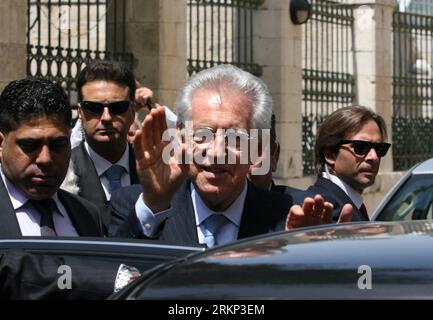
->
<box><xmin>393</xmin><ymin>11</ymin><xmax>433</xmax><ymax>170</ymax></box>
<box><xmin>302</xmin><ymin>0</ymin><xmax>356</xmax><ymax>175</ymax></box>
<box><xmin>26</xmin><ymin>0</ymin><xmax>132</xmax><ymax>102</ymax></box>
<box><xmin>187</xmin><ymin>0</ymin><xmax>262</xmax><ymax>77</ymax></box>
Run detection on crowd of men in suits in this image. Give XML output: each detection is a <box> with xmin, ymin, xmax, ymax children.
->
<box><xmin>0</xmin><ymin>61</ymin><xmax>391</xmax><ymax>298</ymax></box>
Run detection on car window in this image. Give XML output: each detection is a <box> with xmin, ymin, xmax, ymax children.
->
<box><xmin>377</xmin><ymin>174</ymin><xmax>433</xmax><ymax>221</ymax></box>
<box><xmin>0</xmin><ymin>238</ymin><xmax>203</xmax><ymax>273</ymax></box>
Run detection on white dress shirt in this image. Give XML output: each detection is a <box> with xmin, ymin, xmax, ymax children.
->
<box><xmin>135</xmin><ymin>180</ymin><xmax>249</xmax><ymax>245</ymax></box>
<box><xmin>84</xmin><ymin>141</ymin><xmax>130</xmax><ymax>200</ymax></box>
<box><xmin>322</xmin><ymin>172</ymin><xmax>363</xmax><ymax>210</ymax></box>
<box><xmin>0</xmin><ymin>165</ymin><xmax>79</xmax><ymax>236</ymax></box>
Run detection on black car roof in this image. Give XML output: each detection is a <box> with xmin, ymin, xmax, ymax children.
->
<box><xmin>117</xmin><ymin>220</ymin><xmax>433</xmax><ymax>299</ymax></box>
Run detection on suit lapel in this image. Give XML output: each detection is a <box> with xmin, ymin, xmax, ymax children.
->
<box><xmin>0</xmin><ymin>178</ymin><xmax>22</xmax><ymax>237</ymax></box>
<box><xmin>238</xmin><ymin>182</ymin><xmax>285</xmax><ymax>239</ymax></box>
<box><xmin>128</xmin><ymin>144</ymin><xmax>139</xmax><ymax>184</ymax></box>
<box><xmin>57</xmin><ymin>190</ymin><xmax>102</xmax><ymax>236</ymax></box>
<box><xmin>315</xmin><ymin>177</ymin><xmax>364</xmax><ymax>221</ymax></box>
<box><xmin>71</xmin><ymin>142</ymin><xmax>107</xmax><ymax>206</ymax></box>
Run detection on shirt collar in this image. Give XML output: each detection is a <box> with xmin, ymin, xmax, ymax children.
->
<box><xmin>191</xmin><ymin>180</ymin><xmax>248</xmax><ymax>228</ymax></box>
<box><xmin>322</xmin><ymin>172</ymin><xmax>363</xmax><ymax>209</ymax></box>
<box><xmin>0</xmin><ymin>164</ymin><xmax>63</xmax><ymax>215</ymax></box>
<box><xmin>84</xmin><ymin>141</ymin><xmax>130</xmax><ymax>176</ymax></box>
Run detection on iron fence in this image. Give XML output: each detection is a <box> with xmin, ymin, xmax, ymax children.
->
<box><xmin>302</xmin><ymin>0</ymin><xmax>356</xmax><ymax>175</ymax></box>
<box><xmin>187</xmin><ymin>0</ymin><xmax>262</xmax><ymax>77</ymax></box>
<box><xmin>27</xmin><ymin>0</ymin><xmax>132</xmax><ymax>103</ymax></box>
<box><xmin>393</xmin><ymin>11</ymin><xmax>433</xmax><ymax>170</ymax></box>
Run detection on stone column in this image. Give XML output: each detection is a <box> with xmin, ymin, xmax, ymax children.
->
<box><xmin>351</xmin><ymin>0</ymin><xmax>399</xmax><ymax>212</ymax></box>
<box><xmin>124</xmin><ymin>0</ymin><xmax>187</xmax><ymax>112</ymax></box>
<box><xmin>0</xmin><ymin>0</ymin><xmax>27</xmax><ymax>90</ymax></box>
<box><xmin>254</xmin><ymin>0</ymin><xmax>304</xmax><ymax>184</ymax></box>
<box><xmin>351</xmin><ymin>0</ymin><xmax>395</xmax><ymax>172</ymax></box>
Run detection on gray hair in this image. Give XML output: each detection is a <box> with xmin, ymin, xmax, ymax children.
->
<box><xmin>175</xmin><ymin>64</ymin><xmax>273</xmax><ymax>130</ymax></box>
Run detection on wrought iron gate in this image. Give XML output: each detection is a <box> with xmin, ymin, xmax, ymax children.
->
<box><xmin>27</xmin><ymin>0</ymin><xmax>132</xmax><ymax>102</ymax></box>
<box><xmin>393</xmin><ymin>11</ymin><xmax>433</xmax><ymax>170</ymax></box>
<box><xmin>187</xmin><ymin>0</ymin><xmax>262</xmax><ymax>77</ymax></box>
<box><xmin>302</xmin><ymin>0</ymin><xmax>356</xmax><ymax>175</ymax></box>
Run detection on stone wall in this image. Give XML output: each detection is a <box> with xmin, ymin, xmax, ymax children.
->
<box><xmin>0</xmin><ymin>0</ymin><xmax>27</xmax><ymax>90</ymax></box>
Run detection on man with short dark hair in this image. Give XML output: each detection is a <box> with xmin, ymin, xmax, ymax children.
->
<box><xmin>0</xmin><ymin>78</ymin><xmax>141</xmax><ymax>299</ymax></box>
<box><xmin>72</xmin><ymin>60</ymin><xmax>141</xmax><ymax>224</ymax></box>
<box><xmin>0</xmin><ymin>79</ymin><xmax>104</xmax><ymax>237</ymax></box>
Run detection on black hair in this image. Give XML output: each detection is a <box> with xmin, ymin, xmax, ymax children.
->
<box><xmin>76</xmin><ymin>60</ymin><xmax>136</xmax><ymax>101</ymax></box>
<box><xmin>0</xmin><ymin>79</ymin><xmax>72</xmax><ymax>133</ymax></box>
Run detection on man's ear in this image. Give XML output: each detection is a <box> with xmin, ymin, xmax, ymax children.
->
<box><xmin>0</xmin><ymin>132</ymin><xmax>4</xmax><ymax>160</ymax></box>
<box><xmin>323</xmin><ymin>148</ymin><xmax>337</xmax><ymax>167</ymax></box>
<box><xmin>77</xmin><ymin>104</ymin><xmax>83</xmax><ymax>121</ymax></box>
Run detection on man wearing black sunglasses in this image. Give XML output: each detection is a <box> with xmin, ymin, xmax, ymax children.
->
<box><xmin>291</xmin><ymin>106</ymin><xmax>390</xmax><ymax>222</ymax></box>
<box><xmin>71</xmin><ymin>61</ymin><xmax>141</xmax><ymax>225</ymax></box>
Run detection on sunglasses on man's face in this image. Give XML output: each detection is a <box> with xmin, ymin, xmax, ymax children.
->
<box><xmin>80</xmin><ymin>100</ymin><xmax>131</xmax><ymax>115</ymax></box>
<box><xmin>338</xmin><ymin>140</ymin><xmax>391</xmax><ymax>157</ymax></box>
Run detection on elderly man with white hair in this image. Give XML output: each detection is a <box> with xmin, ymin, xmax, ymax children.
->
<box><xmin>109</xmin><ymin>64</ymin><xmax>342</xmax><ymax>247</ymax></box>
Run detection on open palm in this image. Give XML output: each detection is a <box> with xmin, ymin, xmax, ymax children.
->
<box><xmin>134</xmin><ymin>106</ymin><xmax>187</xmax><ymax>212</ymax></box>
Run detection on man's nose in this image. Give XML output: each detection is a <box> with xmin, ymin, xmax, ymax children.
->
<box><xmin>365</xmin><ymin>147</ymin><xmax>379</xmax><ymax>161</ymax></box>
<box><xmin>205</xmin><ymin>135</ymin><xmax>227</xmax><ymax>161</ymax></box>
<box><xmin>100</xmin><ymin>106</ymin><xmax>112</xmax><ymax>121</ymax></box>
<box><xmin>35</xmin><ymin>145</ymin><xmax>52</xmax><ymax>165</ymax></box>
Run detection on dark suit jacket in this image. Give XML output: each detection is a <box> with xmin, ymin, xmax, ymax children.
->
<box><xmin>71</xmin><ymin>141</ymin><xmax>139</xmax><ymax>226</ymax></box>
<box><xmin>0</xmin><ymin>179</ymin><xmax>116</xmax><ymax>299</ymax></box>
<box><xmin>296</xmin><ymin>177</ymin><xmax>367</xmax><ymax>222</ymax></box>
<box><xmin>271</xmin><ymin>182</ymin><xmax>307</xmax><ymax>198</ymax></box>
<box><xmin>0</xmin><ymin>250</ymin><xmax>118</xmax><ymax>300</ymax></box>
<box><xmin>109</xmin><ymin>180</ymin><xmax>294</xmax><ymax>245</ymax></box>
<box><xmin>0</xmin><ymin>178</ymin><xmax>105</xmax><ymax>237</ymax></box>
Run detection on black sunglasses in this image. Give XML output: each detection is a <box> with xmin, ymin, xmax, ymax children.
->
<box><xmin>338</xmin><ymin>140</ymin><xmax>391</xmax><ymax>157</ymax></box>
<box><xmin>80</xmin><ymin>100</ymin><xmax>131</xmax><ymax>115</ymax></box>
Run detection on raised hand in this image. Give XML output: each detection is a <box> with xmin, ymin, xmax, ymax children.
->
<box><xmin>285</xmin><ymin>194</ymin><xmax>353</xmax><ymax>231</ymax></box>
<box><xmin>133</xmin><ymin>105</ymin><xmax>187</xmax><ymax>212</ymax></box>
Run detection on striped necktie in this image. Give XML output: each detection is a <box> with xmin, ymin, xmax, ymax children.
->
<box><xmin>203</xmin><ymin>214</ymin><xmax>229</xmax><ymax>248</ymax></box>
<box><xmin>105</xmin><ymin>165</ymin><xmax>124</xmax><ymax>193</ymax></box>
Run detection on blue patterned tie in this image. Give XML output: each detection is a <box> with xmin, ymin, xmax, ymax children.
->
<box><xmin>203</xmin><ymin>214</ymin><xmax>229</xmax><ymax>248</ymax></box>
<box><xmin>105</xmin><ymin>165</ymin><xmax>124</xmax><ymax>193</ymax></box>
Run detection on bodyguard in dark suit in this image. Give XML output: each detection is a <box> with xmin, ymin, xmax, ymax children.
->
<box><xmin>0</xmin><ymin>79</ymin><xmax>104</xmax><ymax>237</ymax></box>
<box><xmin>0</xmin><ymin>79</ymin><xmax>140</xmax><ymax>299</ymax></box>
<box><xmin>111</xmin><ymin>64</ymin><xmax>332</xmax><ymax>246</ymax></box>
<box><xmin>301</xmin><ymin>106</ymin><xmax>391</xmax><ymax>222</ymax></box>
<box><xmin>71</xmin><ymin>61</ymin><xmax>141</xmax><ymax>222</ymax></box>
